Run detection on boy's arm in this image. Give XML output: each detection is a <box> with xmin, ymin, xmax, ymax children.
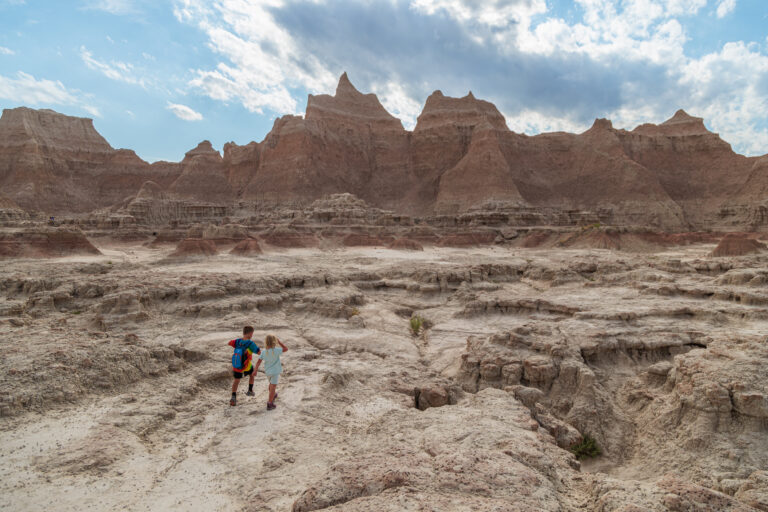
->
<box><xmin>228</xmin><ymin>339</ymin><xmax>235</xmax><ymax>348</ymax></box>
<box><xmin>278</xmin><ymin>338</ymin><xmax>288</xmax><ymax>352</ymax></box>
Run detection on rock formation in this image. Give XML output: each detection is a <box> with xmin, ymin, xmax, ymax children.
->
<box><xmin>229</xmin><ymin>237</ymin><xmax>262</xmax><ymax>256</ymax></box>
<box><xmin>387</xmin><ymin>238</ymin><xmax>424</xmax><ymax>251</ymax></box>
<box><xmin>166</xmin><ymin>238</ymin><xmax>217</xmax><ymax>260</ymax></box>
<box><xmin>1</xmin><ymin>75</ymin><xmax>766</xmax><ymax>231</ymax></box>
<box><xmin>710</xmin><ymin>234</ymin><xmax>767</xmax><ymax>257</ymax></box>
<box><xmin>0</xmin><ymin>108</ymin><xmax>179</xmax><ymax>213</ymax></box>
<box><xmin>0</xmin><ymin>227</ymin><xmax>100</xmax><ymax>257</ymax></box>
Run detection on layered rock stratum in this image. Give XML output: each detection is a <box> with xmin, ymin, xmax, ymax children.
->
<box><xmin>1</xmin><ymin>73</ymin><xmax>765</xmax><ymax>231</ymax></box>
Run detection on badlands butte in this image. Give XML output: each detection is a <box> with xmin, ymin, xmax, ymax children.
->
<box><xmin>0</xmin><ymin>73</ymin><xmax>767</xmax><ymax>511</ymax></box>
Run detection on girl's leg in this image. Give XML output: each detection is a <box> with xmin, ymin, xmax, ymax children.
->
<box><xmin>268</xmin><ymin>383</ymin><xmax>276</xmax><ymax>403</ymax></box>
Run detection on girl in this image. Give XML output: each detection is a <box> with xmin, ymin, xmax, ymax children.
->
<box><xmin>253</xmin><ymin>334</ymin><xmax>287</xmax><ymax>410</ymax></box>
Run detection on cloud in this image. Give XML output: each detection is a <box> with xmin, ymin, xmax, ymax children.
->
<box><xmin>166</xmin><ymin>102</ymin><xmax>203</xmax><ymax>121</ymax></box>
<box><xmin>0</xmin><ymin>46</ymin><xmax>14</xmax><ymax>55</ymax></box>
<box><xmin>175</xmin><ymin>0</ymin><xmax>336</xmax><ymax>115</ymax></box>
<box><xmin>0</xmin><ymin>71</ymin><xmax>99</xmax><ymax>116</ymax></box>
<box><xmin>80</xmin><ymin>46</ymin><xmax>148</xmax><ymax>87</ymax></box>
<box><xmin>715</xmin><ymin>0</ymin><xmax>736</xmax><ymax>18</ymax></box>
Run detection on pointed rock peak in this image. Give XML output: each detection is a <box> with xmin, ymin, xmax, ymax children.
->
<box><xmin>184</xmin><ymin>140</ymin><xmax>221</xmax><ymax>159</ymax></box>
<box><xmin>335</xmin><ymin>72</ymin><xmax>361</xmax><ymax>97</ymax></box>
<box><xmin>416</xmin><ymin>90</ymin><xmax>508</xmax><ymax>133</ymax></box>
<box><xmin>663</xmin><ymin>109</ymin><xmax>702</xmax><ymax>125</ymax></box>
<box><xmin>590</xmin><ymin>118</ymin><xmax>613</xmax><ymax>130</ymax></box>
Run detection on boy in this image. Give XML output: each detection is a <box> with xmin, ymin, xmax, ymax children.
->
<box><xmin>229</xmin><ymin>326</ymin><xmax>261</xmax><ymax>406</ymax></box>
<box><xmin>252</xmin><ymin>334</ymin><xmax>287</xmax><ymax>410</ymax></box>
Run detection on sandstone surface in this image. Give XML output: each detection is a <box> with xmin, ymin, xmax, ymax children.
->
<box><xmin>1</xmin><ymin>242</ymin><xmax>767</xmax><ymax>511</ymax></box>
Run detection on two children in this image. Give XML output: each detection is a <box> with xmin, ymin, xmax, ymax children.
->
<box><xmin>229</xmin><ymin>327</ymin><xmax>287</xmax><ymax>410</ymax></box>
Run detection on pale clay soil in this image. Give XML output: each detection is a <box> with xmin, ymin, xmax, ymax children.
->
<box><xmin>1</xmin><ymin>242</ymin><xmax>767</xmax><ymax>511</ymax></box>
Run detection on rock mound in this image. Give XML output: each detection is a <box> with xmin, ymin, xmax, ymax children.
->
<box><xmin>387</xmin><ymin>238</ymin><xmax>424</xmax><ymax>251</ymax></box>
<box><xmin>710</xmin><ymin>234</ymin><xmax>767</xmax><ymax>257</ymax></box>
<box><xmin>436</xmin><ymin>231</ymin><xmax>496</xmax><ymax>247</ymax></box>
<box><xmin>229</xmin><ymin>238</ymin><xmax>262</xmax><ymax>256</ymax></box>
<box><xmin>342</xmin><ymin>233</ymin><xmax>392</xmax><ymax>247</ymax></box>
<box><xmin>260</xmin><ymin>227</ymin><xmax>320</xmax><ymax>248</ymax></box>
<box><xmin>185</xmin><ymin>223</ymin><xmax>249</xmax><ymax>245</ymax></box>
<box><xmin>0</xmin><ymin>227</ymin><xmax>101</xmax><ymax>258</ymax></box>
<box><xmin>167</xmin><ymin>238</ymin><xmax>218</xmax><ymax>259</ymax></box>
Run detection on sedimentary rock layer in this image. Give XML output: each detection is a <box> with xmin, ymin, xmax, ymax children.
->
<box><xmin>1</xmin><ymin>75</ymin><xmax>765</xmax><ymax>230</ymax></box>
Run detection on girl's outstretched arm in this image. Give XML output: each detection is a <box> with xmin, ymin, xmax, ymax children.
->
<box><xmin>278</xmin><ymin>338</ymin><xmax>288</xmax><ymax>352</ymax></box>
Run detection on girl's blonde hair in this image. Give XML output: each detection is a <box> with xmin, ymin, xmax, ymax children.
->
<box><xmin>265</xmin><ymin>334</ymin><xmax>277</xmax><ymax>349</ymax></box>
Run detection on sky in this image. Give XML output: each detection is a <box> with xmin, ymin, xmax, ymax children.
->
<box><xmin>0</xmin><ymin>0</ymin><xmax>766</xmax><ymax>162</ymax></box>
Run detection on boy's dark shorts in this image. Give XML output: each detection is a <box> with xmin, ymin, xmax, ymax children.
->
<box><xmin>233</xmin><ymin>368</ymin><xmax>254</xmax><ymax>379</ymax></box>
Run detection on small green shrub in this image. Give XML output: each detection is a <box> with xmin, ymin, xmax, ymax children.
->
<box><xmin>570</xmin><ymin>435</ymin><xmax>601</xmax><ymax>460</ymax></box>
<box><xmin>409</xmin><ymin>315</ymin><xmax>423</xmax><ymax>336</ymax></box>
<box><xmin>107</xmin><ymin>261</ymin><xmax>113</xmax><ymax>265</ymax></box>
<box><xmin>349</xmin><ymin>308</ymin><xmax>360</xmax><ymax>317</ymax></box>
<box><xmin>73</xmin><ymin>310</ymin><xmax>82</xmax><ymax>315</ymax></box>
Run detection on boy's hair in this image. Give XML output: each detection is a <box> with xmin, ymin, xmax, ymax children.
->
<box><xmin>265</xmin><ymin>334</ymin><xmax>277</xmax><ymax>348</ymax></box>
<box><xmin>243</xmin><ymin>325</ymin><xmax>254</xmax><ymax>336</ymax></box>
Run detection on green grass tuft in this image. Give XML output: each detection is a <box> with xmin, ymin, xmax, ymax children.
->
<box><xmin>409</xmin><ymin>315</ymin><xmax>423</xmax><ymax>336</ymax></box>
<box><xmin>570</xmin><ymin>435</ymin><xmax>602</xmax><ymax>460</ymax></box>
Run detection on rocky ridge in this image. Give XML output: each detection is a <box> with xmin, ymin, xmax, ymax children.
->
<box><xmin>1</xmin><ymin>74</ymin><xmax>765</xmax><ymax>232</ymax></box>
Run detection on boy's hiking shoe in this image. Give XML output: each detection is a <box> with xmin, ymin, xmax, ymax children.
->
<box><xmin>230</xmin><ymin>396</ymin><xmax>237</xmax><ymax>406</ymax></box>
<box><xmin>246</xmin><ymin>390</ymin><xmax>255</xmax><ymax>397</ymax></box>
<box><xmin>267</xmin><ymin>402</ymin><xmax>276</xmax><ymax>410</ymax></box>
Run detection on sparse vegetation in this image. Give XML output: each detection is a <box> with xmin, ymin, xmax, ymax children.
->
<box><xmin>570</xmin><ymin>435</ymin><xmax>601</xmax><ymax>460</ymax></box>
<box><xmin>73</xmin><ymin>310</ymin><xmax>81</xmax><ymax>315</ymax></box>
<box><xmin>409</xmin><ymin>315</ymin><xmax>424</xmax><ymax>336</ymax></box>
<box><xmin>107</xmin><ymin>260</ymin><xmax>113</xmax><ymax>265</ymax></box>
<box><xmin>349</xmin><ymin>308</ymin><xmax>360</xmax><ymax>316</ymax></box>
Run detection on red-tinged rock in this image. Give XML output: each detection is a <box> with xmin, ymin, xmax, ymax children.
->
<box><xmin>260</xmin><ymin>228</ymin><xmax>320</xmax><ymax>248</ymax></box>
<box><xmin>242</xmin><ymin>73</ymin><xmax>417</xmax><ymax>212</ymax></box>
<box><xmin>710</xmin><ymin>234</ymin><xmax>767</xmax><ymax>257</ymax></box>
<box><xmin>0</xmin><ymin>227</ymin><xmax>101</xmax><ymax>258</ymax></box>
<box><xmin>167</xmin><ymin>238</ymin><xmax>218</xmax><ymax>259</ymax></box>
<box><xmin>342</xmin><ymin>233</ymin><xmax>393</xmax><ymax>247</ymax></box>
<box><xmin>230</xmin><ymin>238</ymin><xmax>262</xmax><ymax>256</ymax></box>
<box><xmin>436</xmin><ymin>232</ymin><xmax>496</xmax><ymax>247</ymax></box>
<box><xmin>0</xmin><ymin>107</ymin><xmax>180</xmax><ymax>213</ymax></box>
<box><xmin>387</xmin><ymin>238</ymin><xmax>424</xmax><ymax>251</ymax></box>
<box><xmin>168</xmin><ymin>141</ymin><xmax>232</xmax><ymax>203</ymax></box>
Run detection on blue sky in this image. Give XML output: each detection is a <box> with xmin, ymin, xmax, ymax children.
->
<box><xmin>0</xmin><ymin>0</ymin><xmax>766</xmax><ymax>162</ymax></box>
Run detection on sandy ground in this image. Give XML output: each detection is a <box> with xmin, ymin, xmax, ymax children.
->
<box><xmin>1</xmin><ymin>242</ymin><xmax>767</xmax><ymax>511</ymax></box>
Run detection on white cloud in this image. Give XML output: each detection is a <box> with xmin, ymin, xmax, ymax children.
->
<box><xmin>166</xmin><ymin>102</ymin><xmax>203</xmax><ymax>121</ymax></box>
<box><xmin>715</xmin><ymin>0</ymin><xmax>736</xmax><ymax>18</ymax></box>
<box><xmin>505</xmin><ymin>109</ymin><xmax>590</xmax><ymax>135</ymax></box>
<box><xmin>175</xmin><ymin>0</ymin><xmax>336</xmax><ymax>115</ymax></box>
<box><xmin>372</xmin><ymin>81</ymin><xmax>423</xmax><ymax>129</ymax></box>
<box><xmin>80</xmin><ymin>46</ymin><xmax>147</xmax><ymax>87</ymax></box>
<box><xmin>0</xmin><ymin>46</ymin><xmax>14</xmax><ymax>55</ymax></box>
<box><xmin>0</xmin><ymin>71</ymin><xmax>99</xmax><ymax>116</ymax></box>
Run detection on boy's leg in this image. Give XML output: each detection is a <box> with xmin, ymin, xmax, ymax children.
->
<box><xmin>231</xmin><ymin>372</ymin><xmax>242</xmax><ymax>405</ymax></box>
<box><xmin>246</xmin><ymin>370</ymin><xmax>256</xmax><ymax>395</ymax></box>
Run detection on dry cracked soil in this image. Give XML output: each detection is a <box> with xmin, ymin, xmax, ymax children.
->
<box><xmin>1</xmin><ymin>241</ymin><xmax>767</xmax><ymax>511</ymax></box>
